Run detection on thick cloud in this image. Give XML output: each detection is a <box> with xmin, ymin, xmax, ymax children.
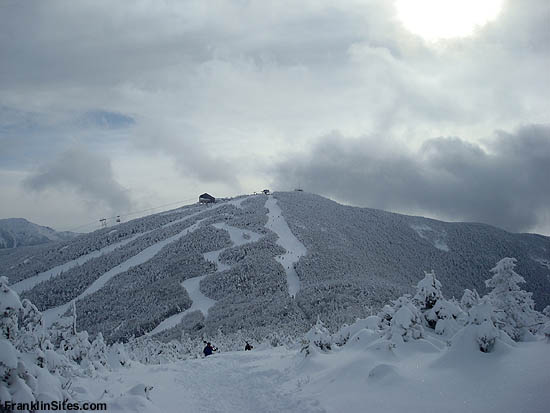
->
<box><xmin>24</xmin><ymin>148</ymin><xmax>131</xmax><ymax>213</ymax></box>
<box><xmin>1</xmin><ymin>0</ymin><xmax>549</xmax><ymax>232</ymax></box>
<box><xmin>273</xmin><ymin>124</ymin><xmax>550</xmax><ymax>233</ymax></box>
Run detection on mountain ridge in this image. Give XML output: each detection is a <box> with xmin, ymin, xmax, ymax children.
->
<box><xmin>0</xmin><ymin>217</ymin><xmax>78</xmax><ymax>249</ymax></box>
<box><xmin>1</xmin><ymin>192</ymin><xmax>549</xmax><ymax>344</ymax></box>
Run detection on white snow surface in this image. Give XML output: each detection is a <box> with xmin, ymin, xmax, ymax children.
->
<box><xmin>150</xmin><ymin>222</ymin><xmax>262</xmax><ymax>335</ymax></box>
<box><xmin>11</xmin><ymin>204</ymin><xmax>219</xmax><ymax>295</ymax></box>
<box><xmin>11</xmin><ymin>233</ymin><xmax>145</xmax><ymax>294</ymax></box>
<box><xmin>212</xmin><ymin>222</ymin><xmax>262</xmax><ymax>246</ymax></box>
<box><xmin>265</xmin><ymin>196</ymin><xmax>307</xmax><ymax>297</ymax></box>
<box><xmin>227</xmin><ymin>195</ymin><xmax>249</xmax><ymax>209</ymax></box>
<box><xmin>149</xmin><ymin>274</ymin><xmax>216</xmax><ymax>335</ymax></box>
<box><xmin>410</xmin><ymin>224</ymin><xmax>450</xmax><ymax>252</ymax></box>
<box><xmin>43</xmin><ymin>220</ymin><xmax>205</xmax><ymax>326</ymax></box>
<box><xmin>73</xmin><ymin>336</ymin><xmax>550</xmax><ymax>413</ymax></box>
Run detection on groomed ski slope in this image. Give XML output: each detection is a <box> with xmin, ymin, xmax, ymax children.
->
<box><xmin>12</xmin><ymin>202</ymin><xmax>226</xmax><ymax>294</ymax></box>
<box><xmin>265</xmin><ymin>196</ymin><xmax>307</xmax><ymax>297</ymax></box>
<box><xmin>11</xmin><ymin>233</ymin><xmax>144</xmax><ymax>294</ymax></box>
<box><xmin>74</xmin><ymin>338</ymin><xmax>550</xmax><ymax>413</ymax></box>
<box><xmin>150</xmin><ymin>222</ymin><xmax>262</xmax><ymax>335</ymax></box>
<box><xmin>43</xmin><ymin>220</ymin><xmax>206</xmax><ymax>326</ymax></box>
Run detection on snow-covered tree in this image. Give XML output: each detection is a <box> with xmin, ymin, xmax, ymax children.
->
<box><xmin>411</xmin><ymin>271</ymin><xmax>462</xmax><ymax>336</ymax></box>
<box><xmin>413</xmin><ymin>270</ymin><xmax>443</xmax><ymax>312</ymax></box>
<box><xmin>301</xmin><ymin>318</ymin><xmax>332</xmax><ymax>356</ymax></box>
<box><xmin>17</xmin><ymin>299</ymin><xmax>46</xmax><ymax>353</ymax></box>
<box><xmin>1</xmin><ymin>276</ymin><xmax>22</xmax><ymax>340</ymax></box>
<box><xmin>385</xmin><ymin>296</ymin><xmax>423</xmax><ymax>343</ymax></box>
<box><xmin>430</xmin><ymin>298</ymin><xmax>463</xmax><ymax>337</ymax></box>
<box><xmin>87</xmin><ymin>333</ymin><xmax>109</xmax><ymax>371</ymax></box>
<box><xmin>467</xmin><ymin>296</ymin><xmax>500</xmax><ymax>352</ymax></box>
<box><xmin>460</xmin><ymin>288</ymin><xmax>480</xmax><ymax>311</ymax></box>
<box><xmin>0</xmin><ymin>276</ymin><xmax>71</xmax><ymax>406</ymax></box>
<box><xmin>485</xmin><ymin>258</ymin><xmax>544</xmax><ymax>341</ymax></box>
<box><xmin>543</xmin><ymin>322</ymin><xmax>550</xmax><ymax>342</ymax></box>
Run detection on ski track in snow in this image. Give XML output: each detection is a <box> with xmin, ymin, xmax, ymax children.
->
<box><xmin>43</xmin><ymin>220</ymin><xmax>206</xmax><ymax>326</ymax></box>
<box><xmin>264</xmin><ymin>196</ymin><xmax>307</xmax><ymax>298</ymax></box>
<box><xmin>76</xmin><ymin>349</ymin><xmax>322</xmax><ymax>413</ymax></box>
<box><xmin>150</xmin><ymin>222</ymin><xmax>262</xmax><ymax>335</ymax></box>
<box><xmin>73</xmin><ymin>335</ymin><xmax>550</xmax><ymax>413</ymax></box>
<box><xmin>11</xmin><ymin>233</ymin><xmax>145</xmax><ymax>294</ymax></box>
<box><xmin>12</xmin><ymin>205</ymin><xmax>223</xmax><ymax>295</ymax></box>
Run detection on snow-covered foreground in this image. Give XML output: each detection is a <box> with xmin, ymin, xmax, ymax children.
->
<box><xmin>74</xmin><ymin>338</ymin><xmax>550</xmax><ymax>413</ymax></box>
<box><xmin>265</xmin><ymin>196</ymin><xmax>307</xmax><ymax>297</ymax></box>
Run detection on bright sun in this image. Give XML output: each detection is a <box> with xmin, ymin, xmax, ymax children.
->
<box><xmin>395</xmin><ymin>0</ymin><xmax>503</xmax><ymax>41</ymax></box>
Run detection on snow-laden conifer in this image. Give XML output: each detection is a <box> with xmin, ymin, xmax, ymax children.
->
<box><xmin>301</xmin><ymin>318</ymin><xmax>332</xmax><ymax>356</ymax></box>
<box><xmin>413</xmin><ymin>270</ymin><xmax>443</xmax><ymax>311</ymax></box>
<box><xmin>485</xmin><ymin>257</ymin><xmax>544</xmax><ymax>341</ymax></box>
<box><xmin>467</xmin><ymin>296</ymin><xmax>500</xmax><ymax>352</ymax></box>
<box><xmin>386</xmin><ymin>296</ymin><xmax>423</xmax><ymax>343</ymax></box>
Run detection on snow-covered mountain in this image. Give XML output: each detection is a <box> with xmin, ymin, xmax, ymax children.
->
<box><xmin>1</xmin><ymin>192</ymin><xmax>549</xmax><ymax>344</ymax></box>
<box><xmin>0</xmin><ymin>218</ymin><xmax>78</xmax><ymax>249</ymax></box>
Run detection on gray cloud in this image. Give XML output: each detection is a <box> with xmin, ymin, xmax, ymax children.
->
<box><xmin>1</xmin><ymin>0</ymin><xmax>550</xmax><ymax>232</ymax></box>
<box><xmin>273</xmin><ymin>124</ymin><xmax>550</xmax><ymax>233</ymax></box>
<box><xmin>24</xmin><ymin>148</ymin><xmax>131</xmax><ymax>213</ymax></box>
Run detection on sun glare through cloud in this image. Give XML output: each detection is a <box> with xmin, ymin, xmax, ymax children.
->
<box><xmin>395</xmin><ymin>0</ymin><xmax>503</xmax><ymax>40</ymax></box>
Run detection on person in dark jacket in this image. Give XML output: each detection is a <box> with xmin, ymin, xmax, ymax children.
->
<box><xmin>244</xmin><ymin>341</ymin><xmax>253</xmax><ymax>351</ymax></box>
<box><xmin>203</xmin><ymin>342</ymin><xmax>217</xmax><ymax>357</ymax></box>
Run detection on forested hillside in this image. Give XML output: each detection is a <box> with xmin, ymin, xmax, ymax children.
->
<box><xmin>2</xmin><ymin>192</ymin><xmax>549</xmax><ymax>344</ymax></box>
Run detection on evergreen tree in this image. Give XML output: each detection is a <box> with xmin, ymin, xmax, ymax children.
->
<box><xmin>460</xmin><ymin>289</ymin><xmax>480</xmax><ymax>311</ymax></box>
<box><xmin>467</xmin><ymin>296</ymin><xmax>499</xmax><ymax>353</ymax></box>
<box><xmin>413</xmin><ymin>270</ymin><xmax>443</xmax><ymax>312</ymax></box>
<box><xmin>301</xmin><ymin>318</ymin><xmax>332</xmax><ymax>356</ymax></box>
<box><xmin>485</xmin><ymin>258</ymin><xmax>544</xmax><ymax>341</ymax></box>
<box><xmin>386</xmin><ymin>295</ymin><xmax>423</xmax><ymax>343</ymax></box>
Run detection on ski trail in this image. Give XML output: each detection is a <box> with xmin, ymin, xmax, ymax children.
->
<box><xmin>43</xmin><ymin>220</ymin><xmax>206</xmax><ymax>326</ymax></box>
<box><xmin>13</xmin><ymin>206</ymin><xmax>220</xmax><ymax>294</ymax></box>
<box><xmin>75</xmin><ymin>349</ymin><xmax>323</xmax><ymax>413</ymax></box>
<box><xmin>264</xmin><ymin>196</ymin><xmax>306</xmax><ymax>298</ymax></box>
<box><xmin>227</xmin><ymin>195</ymin><xmax>249</xmax><ymax>209</ymax></box>
<box><xmin>11</xmin><ymin>233</ymin><xmax>145</xmax><ymax>294</ymax></box>
<box><xmin>150</xmin><ymin>223</ymin><xmax>262</xmax><ymax>335</ymax></box>
<box><xmin>162</xmin><ymin>202</ymin><xmax>226</xmax><ymax>228</ymax></box>
<box><xmin>212</xmin><ymin>222</ymin><xmax>262</xmax><ymax>246</ymax></box>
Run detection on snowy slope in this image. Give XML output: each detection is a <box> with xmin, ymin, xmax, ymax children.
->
<box><xmin>275</xmin><ymin>192</ymin><xmax>550</xmax><ymax>328</ymax></box>
<box><xmin>0</xmin><ymin>217</ymin><xmax>77</xmax><ymax>249</ymax></box>
<box><xmin>265</xmin><ymin>196</ymin><xmax>307</xmax><ymax>297</ymax></box>
<box><xmin>72</xmin><ymin>338</ymin><xmax>550</xmax><ymax>413</ymax></box>
<box><xmin>149</xmin><ymin>222</ymin><xmax>263</xmax><ymax>335</ymax></box>
<box><xmin>2</xmin><ymin>192</ymin><xmax>550</xmax><ymax>344</ymax></box>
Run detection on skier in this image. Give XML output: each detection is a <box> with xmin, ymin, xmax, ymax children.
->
<box><xmin>244</xmin><ymin>341</ymin><xmax>253</xmax><ymax>351</ymax></box>
<box><xmin>203</xmin><ymin>342</ymin><xmax>217</xmax><ymax>357</ymax></box>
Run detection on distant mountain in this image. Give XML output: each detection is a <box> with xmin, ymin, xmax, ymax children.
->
<box><xmin>2</xmin><ymin>193</ymin><xmax>549</xmax><ymax>344</ymax></box>
<box><xmin>0</xmin><ymin>218</ymin><xmax>78</xmax><ymax>249</ymax></box>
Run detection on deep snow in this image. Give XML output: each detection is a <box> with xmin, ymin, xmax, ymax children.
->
<box><xmin>73</xmin><ymin>337</ymin><xmax>550</xmax><ymax>413</ymax></box>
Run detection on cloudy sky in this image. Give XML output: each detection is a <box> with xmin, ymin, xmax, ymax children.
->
<box><xmin>1</xmin><ymin>0</ymin><xmax>549</xmax><ymax>235</ymax></box>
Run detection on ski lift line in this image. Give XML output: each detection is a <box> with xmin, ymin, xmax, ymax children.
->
<box><xmin>64</xmin><ymin>197</ymin><xmax>199</xmax><ymax>232</ymax></box>
<box><xmin>108</xmin><ymin>197</ymin><xmax>198</xmax><ymax>220</ymax></box>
